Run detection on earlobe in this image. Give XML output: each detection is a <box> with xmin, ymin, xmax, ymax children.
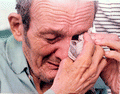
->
<box><xmin>8</xmin><ymin>13</ymin><xmax>23</xmax><ymax>41</ymax></box>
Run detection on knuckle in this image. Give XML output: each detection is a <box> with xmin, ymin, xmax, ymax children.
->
<box><xmin>83</xmin><ymin>58</ymin><xmax>92</xmax><ymax>66</ymax></box>
<box><xmin>86</xmin><ymin>71</ymin><xmax>97</xmax><ymax>82</ymax></box>
<box><xmin>95</xmin><ymin>45</ymin><xmax>104</xmax><ymax>55</ymax></box>
<box><xmin>91</xmin><ymin>73</ymin><xmax>97</xmax><ymax>79</ymax></box>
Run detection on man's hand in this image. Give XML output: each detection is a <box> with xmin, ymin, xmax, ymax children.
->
<box><xmin>51</xmin><ymin>33</ymin><xmax>107</xmax><ymax>94</ymax></box>
<box><xmin>91</xmin><ymin>33</ymin><xmax>120</xmax><ymax>94</ymax></box>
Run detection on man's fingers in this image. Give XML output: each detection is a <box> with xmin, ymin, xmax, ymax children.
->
<box><xmin>80</xmin><ymin>45</ymin><xmax>105</xmax><ymax>82</ymax></box>
<box><xmin>91</xmin><ymin>33</ymin><xmax>119</xmax><ymax>41</ymax></box>
<box><xmin>95</xmin><ymin>39</ymin><xmax>120</xmax><ymax>51</ymax></box>
<box><xmin>92</xmin><ymin>45</ymin><xmax>105</xmax><ymax>66</ymax></box>
<box><xmin>80</xmin><ymin>32</ymin><xmax>95</xmax><ymax>58</ymax></box>
<box><xmin>79</xmin><ymin>46</ymin><xmax>105</xmax><ymax>84</ymax></box>
<box><xmin>77</xmin><ymin>59</ymin><xmax>107</xmax><ymax>93</ymax></box>
<box><xmin>73</xmin><ymin>33</ymin><xmax>95</xmax><ymax>76</ymax></box>
<box><xmin>105</xmin><ymin>51</ymin><xmax>120</xmax><ymax>62</ymax></box>
<box><xmin>75</xmin><ymin>33</ymin><xmax>95</xmax><ymax>65</ymax></box>
<box><xmin>91</xmin><ymin>33</ymin><xmax>120</xmax><ymax>51</ymax></box>
<box><xmin>97</xmin><ymin>58</ymin><xmax>107</xmax><ymax>74</ymax></box>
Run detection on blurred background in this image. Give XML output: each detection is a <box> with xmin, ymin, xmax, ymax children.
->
<box><xmin>0</xmin><ymin>0</ymin><xmax>16</xmax><ymax>39</ymax></box>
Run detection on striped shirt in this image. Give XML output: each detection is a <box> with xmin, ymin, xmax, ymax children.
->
<box><xmin>94</xmin><ymin>1</ymin><xmax>120</xmax><ymax>38</ymax></box>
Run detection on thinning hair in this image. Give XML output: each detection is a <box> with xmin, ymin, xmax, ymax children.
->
<box><xmin>15</xmin><ymin>0</ymin><xmax>98</xmax><ymax>48</ymax></box>
<box><xmin>15</xmin><ymin>0</ymin><xmax>98</xmax><ymax>32</ymax></box>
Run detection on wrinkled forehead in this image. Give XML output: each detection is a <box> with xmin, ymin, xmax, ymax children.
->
<box><xmin>30</xmin><ymin>0</ymin><xmax>94</xmax><ymax>31</ymax></box>
<box><xmin>31</xmin><ymin>0</ymin><xmax>94</xmax><ymax>13</ymax></box>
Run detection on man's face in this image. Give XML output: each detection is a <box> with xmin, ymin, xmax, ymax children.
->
<box><xmin>22</xmin><ymin>0</ymin><xmax>94</xmax><ymax>82</ymax></box>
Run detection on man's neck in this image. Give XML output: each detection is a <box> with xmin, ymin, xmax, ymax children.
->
<box><xmin>40</xmin><ymin>81</ymin><xmax>53</xmax><ymax>93</ymax></box>
<box><xmin>30</xmin><ymin>70</ymin><xmax>52</xmax><ymax>94</ymax></box>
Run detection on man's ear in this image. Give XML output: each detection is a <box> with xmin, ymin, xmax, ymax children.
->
<box><xmin>8</xmin><ymin>13</ymin><xmax>24</xmax><ymax>41</ymax></box>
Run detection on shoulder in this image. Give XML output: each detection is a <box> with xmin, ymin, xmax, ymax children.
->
<box><xmin>0</xmin><ymin>38</ymin><xmax>7</xmax><ymax>53</ymax></box>
<box><xmin>0</xmin><ymin>38</ymin><xmax>8</xmax><ymax>64</ymax></box>
<box><xmin>0</xmin><ymin>35</ymin><xmax>19</xmax><ymax>71</ymax></box>
<box><xmin>0</xmin><ymin>35</ymin><xmax>25</xmax><ymax>74</ymax></box>
<box><xmin>0</xmin><ymin>37</ymin><xmax>10</xmax><ymax>71</ymax></box>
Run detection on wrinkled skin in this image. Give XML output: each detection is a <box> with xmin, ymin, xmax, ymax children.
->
<box><xmin>91</xmin><ymin>33</ymin><xmax>120</xmax><ymax>94</ymax></box>
<box><xmin>22</xmin><ymin>0</ymin><xmax>102</xmax><ymax>93</ymax></box>
<box><xmin>51</xmin><ymin>33</ymin><xmax>107</xmax><ymax>94</ymax></box>
<box><xmin>8</xmin><ymin>0</ymin><xmax>119</xmax><ymax>93</ymax></box>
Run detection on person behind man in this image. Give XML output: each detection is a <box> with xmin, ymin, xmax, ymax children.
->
<box><xmin>94</xmin><ymin>1</ymin><xmax>120</xmax><ymax>93</ymax></box>
<box><xmin>0</xmin><ymin>0</ymin><xmax>119</xmax><ymax>93</ymax></box>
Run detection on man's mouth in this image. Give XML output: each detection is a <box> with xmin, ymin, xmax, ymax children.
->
<box><xmin>48</xmin><ymin>61</ymin><xmax>59</xmax><ymax>67</ymax></box>
<box><xmin>47</xmin><ymin>61</ymin><xmax>60</xmax><ymax>70</ymax></box>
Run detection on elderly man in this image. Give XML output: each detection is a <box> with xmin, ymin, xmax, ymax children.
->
<box><xmin>0</xmin><ymin>0</ymin><xmax>119</xmax><ymax>94</ymax></box>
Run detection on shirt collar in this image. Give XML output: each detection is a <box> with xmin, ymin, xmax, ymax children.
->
<box><xmin>6</xmin><ymin>35</ymin><xmax>29</xmax><ymax>74</ymax></box>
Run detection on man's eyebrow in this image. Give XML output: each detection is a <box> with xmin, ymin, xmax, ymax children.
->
<box><xmin>39</xmin><ymin>29</ymin><xmax>64</xmax><ymax>35</ymax></box>
<box><xmin>40</xmin><ymin>31</ymin><xmax>58</xmax><ymax>34</ymax></box>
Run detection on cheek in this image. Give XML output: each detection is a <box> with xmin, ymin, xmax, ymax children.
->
<box><xmin>26</xmin><ymin>30</ymin><xmax>58</xmax><ymax>57</ymax></box>
<box><xmin>28</xmin><ymin>36</ymin><xmax>56</xmax><ymax>56</ymax></box>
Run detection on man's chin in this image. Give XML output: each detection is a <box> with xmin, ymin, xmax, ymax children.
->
<box><xmin>40</xmin><ymin>69</ymin><xmax>58</xmax><ymax>83</ymax></box>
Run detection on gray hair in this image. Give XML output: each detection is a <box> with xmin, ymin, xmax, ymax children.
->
<box><xmin>16</xmin><ymin>0</ymin><xmax>32</xmax><ymax>32</ymax></box>
<box><xmin>15</xmin><ymin>0</ymin><xmax>98</xmax><ymax>32</ymax></box>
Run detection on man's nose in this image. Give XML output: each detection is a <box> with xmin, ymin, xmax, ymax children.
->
<box><xmin>54</xmin><ymin>38</ymin><xmax>71</xmax><ymax>60</ymax></box>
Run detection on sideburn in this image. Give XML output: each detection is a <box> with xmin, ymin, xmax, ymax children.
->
<box><xmin>23</xmin><ymin>29</ymin><xmax>31</xmax><ymax>48</ymax></box>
